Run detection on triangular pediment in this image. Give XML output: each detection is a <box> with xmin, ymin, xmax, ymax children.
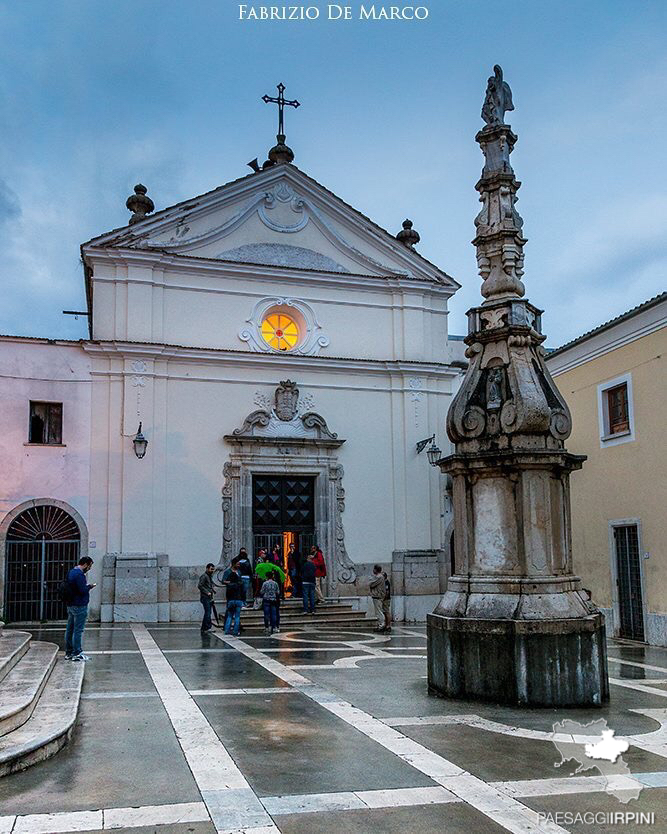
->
<box><xmin>82</xmin><ymin>165</ymin><xmax>457</xmax><ymax>287</ymax></box>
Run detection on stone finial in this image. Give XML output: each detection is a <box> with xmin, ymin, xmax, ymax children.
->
<box><xmin>396</xmin><ymin>219</ymin><xmax>420</xmax><ymax>248</ymax></box>
<box><xmin>267</xmin><ymin>134</ymin><xmax>295</xmax><ymax>165</ymax></box>
<box><xmin>126</xmin><ymin>184</ymin><xmax>155</xmax><ymax>225</ymax></box>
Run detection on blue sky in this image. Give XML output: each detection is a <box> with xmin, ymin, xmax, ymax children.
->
<box><xmin>0</xmin><ymin>0</ymin><xmax>665</xmax><ymax>346</ymax></box>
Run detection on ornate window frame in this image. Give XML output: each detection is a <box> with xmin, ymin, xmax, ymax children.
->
<box><xmin>239</xmin><ymin>296</ymin><xmax>329</xmax><ymax>356</ymax></box>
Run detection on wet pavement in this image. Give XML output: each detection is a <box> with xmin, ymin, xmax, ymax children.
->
<box><xmin>1</xmin><ymin>623</ymin><xmax>667</xmax><ymax>833</ymax></box>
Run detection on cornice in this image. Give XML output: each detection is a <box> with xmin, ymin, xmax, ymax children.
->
<box><xmin>223</xmin><ymin>436</ymin><xmax>345</xmax><ymax>449</ymax></box>
<box><xmin>546</xmin><ymin>298</ymin><xmax>667</xmax><ymax>376</ymax></box>
<box><xmin>81</xmin><ymin>340</ymin><xmax>460</xmax><ymax>378</ymax></box>
<box><xmin>83</xmin><ymin>246</ymin><xmax>453</xmax><ymax>297</ymax></box>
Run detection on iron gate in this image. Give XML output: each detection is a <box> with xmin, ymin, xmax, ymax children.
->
<box><xmin>4</xmin><ymin>504</ymin><xmax>81</xmax><ymax>623</ymax></box>
<box><xmin>251</xmin><ymin>531</ymin><xmax>317</xmax><ymax>566</ymax></box>
<box><xmin>614</xmin><ymin>524</ymin><xmax>645</xmax><ymax>641</ymax></box>
<box><xmin>5</xmin><ymin>539</ymin><xmax>79</xmax><ymax>622</ymax></box>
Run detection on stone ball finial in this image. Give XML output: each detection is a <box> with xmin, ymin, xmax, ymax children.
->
<box><xmin>268</xmin><ymin>134</ymin><xmax>295</xmax><ymax>165</ymax></box>
<box><xmin>396</xmin><ymin>219</ymin><xmax>420</xmax><ymax>248</ymax></box>
<box><xmin>126</xmin><ymin>183</ymin><xmax>155</xmax><ymax>225</ymax></box>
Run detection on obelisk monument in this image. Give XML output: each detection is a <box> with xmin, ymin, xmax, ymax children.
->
<box><xmin>427</xmin><ymin>66</ymin><xmax>609</xmax><ymax>706</ymax></box>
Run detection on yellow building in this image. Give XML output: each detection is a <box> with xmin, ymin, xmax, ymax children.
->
<box><xmin>546</xmin><ymin>293</ymin><xmax>667</xmax><ymax>645</ymax></box>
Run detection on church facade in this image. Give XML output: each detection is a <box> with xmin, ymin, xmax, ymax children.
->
<box><xmin>1</xmin><ymin>155</ymin><xmax>465</xmax><ymax>623</ymax></box>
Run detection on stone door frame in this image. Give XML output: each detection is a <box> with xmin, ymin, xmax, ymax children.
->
<box><xmin>221</xmin><ymin>437</ymin><xmax>356</xmax><ymax>593</ymax></box>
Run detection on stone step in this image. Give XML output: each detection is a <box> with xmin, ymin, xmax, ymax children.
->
<box><xmin>0</xmin><ymin>642</ymin><xmax>59</xmax><ymax>737</ymax></box>
<box><xmin>0</xmin><ymin>631</ymin><xmax>32</xmax><ymax>684</ymax></box>
<box><xmin>238</xmin><ymin>608</ymin><xmax>360</xmax><ymax>622</ymax></box>
<box><xmin>257</xmin><ymin>600</ymin><xmax>356</xmax><ymax>609</ymax></box>
<box><xmin>0</xmin><ymin>658</ymin><xmax>84</xmax><ymax>778</ymax></box>
<box><xmin>240</xmin><ymin>615</ymin><xmax>373</xmax><ymax>631</ymax></box>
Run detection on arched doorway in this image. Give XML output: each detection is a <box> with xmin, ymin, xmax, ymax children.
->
<box><xmin>2</xmin><ymin>503</ymin><xmax>81</xmax><ymax>623</ymax></box>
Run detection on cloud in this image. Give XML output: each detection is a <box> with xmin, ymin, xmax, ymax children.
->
<box><xmin>0</xmin><ymin>178</ymin><xmax>20</xmax><ymax>225</ymax></box>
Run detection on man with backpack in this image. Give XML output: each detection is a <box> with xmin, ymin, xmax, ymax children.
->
<box><xmin>62</xmin><ymin>556</ymin><xmax>96</xmax><ymax>661</ymax></box>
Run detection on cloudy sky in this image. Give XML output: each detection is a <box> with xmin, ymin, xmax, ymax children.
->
<box><xmin>0</xmin><ymin>0</ymin><xmax>665</xmax><ymax>347</ymax></box>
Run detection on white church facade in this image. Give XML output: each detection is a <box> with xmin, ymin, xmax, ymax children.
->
<box><xmin>0</xmin><ymin>153</ymin><xmax>466</xmax><ymax>623</ymax></box>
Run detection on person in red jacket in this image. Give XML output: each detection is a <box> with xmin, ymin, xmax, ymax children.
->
<box><xmin>310</xmin><ymin>545</ymin><xmax>326</xmax><ymax>604</ymax></box>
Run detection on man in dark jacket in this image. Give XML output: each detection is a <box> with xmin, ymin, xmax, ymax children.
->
<box><xmin>64</xmin><ymin>556</ymin><xmax>96</xmax><ymax>661</ymax></box>
<box><xmin>237</xmin><ymin>549</ymin><xmax>253</xmax><ymax>607</ymax></box>
<box><xmin>301</xmin><ymin>554</ymin><xmax>317</xmax><ymax>614</ymax></box>
<box><xmin>223</xmin><ymin>559</ymin><xmax>245</xmax><ymax>636</ymax></box>
<box><xmin>198</xmin><ymin>563</ymin><xmax>216</xmax><ymax>634</ymax></box>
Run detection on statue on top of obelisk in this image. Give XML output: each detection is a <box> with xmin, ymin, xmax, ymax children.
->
<box><xmin>481</xmin><ymin>64</ymin><xmax>514</xmax><ymax>126</ymax></box>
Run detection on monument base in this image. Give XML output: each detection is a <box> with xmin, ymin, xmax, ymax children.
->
<box><xmin>427</xmin><ymin>611</ymin><xmax>609</xmax><ymax>707</ymax></box>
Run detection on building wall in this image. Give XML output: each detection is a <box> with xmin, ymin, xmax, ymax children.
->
<box><xmin>549</xmin><ymin>327</ymin><xmax>667</xmax><ymax>643</ymax></box>
<box><xmin>0</xmin><ymin>339</ymin><xmax>91</xmax><ymax>523</ymax></box>
<box><xmin>85</xmin><ymin>344</ymin><xmax>459</xmax><ymax>620</ymax></box>
<box><xmin>87</xmin><ymin>255</ymin><xmax>450</xmax><ymax>363</ymax></box>
<box><xmin>0</xmin><ymin>338</ymin><xmax>92</xmax><ymax>620</ymax></box>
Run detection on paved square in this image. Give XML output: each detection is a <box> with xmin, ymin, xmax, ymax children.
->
<box><xmin>2</xmin><ymin>624</ymin><xmax>667</xmax><ymax>833</ymax></box>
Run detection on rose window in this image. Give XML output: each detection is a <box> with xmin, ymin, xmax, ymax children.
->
<box><xmin>261</xmin><ymin>313</ymin><xmax>299</xmax><ymax>351</ymax></box>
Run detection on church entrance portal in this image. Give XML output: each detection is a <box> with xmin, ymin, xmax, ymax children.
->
<box><xmin>252</xmin><ymin>475</ymin><xmax>316</xmax><ymax>595</ymax></box>
<box><xmin>223</xmin><ymin>380</ymin><xmax>357</xmax><ymax>593</ymax></box>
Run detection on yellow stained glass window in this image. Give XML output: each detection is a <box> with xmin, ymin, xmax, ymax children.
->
<box><xmin>261</xmin><ymin>313</ymin><xmax>299</xmax><ymax>351</ymax></box>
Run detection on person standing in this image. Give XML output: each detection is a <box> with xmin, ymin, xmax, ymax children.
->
<box><xmin>64</xmin><ymin>556</ymin><xmax>96</xmax><ymax>661</ymax></box>
<box><xmin>287</xmin><ymin>542</ymin><xmax>301</xmax><ymax>598</ymax></box>
<box><xmin>223</xmin><ymin>558</ymin><xmax>244</xmax><ymax>636</ymax></box>
<box><xmin>237</xmin><ymin>548</ymin><xmax>253</xmax><ymax>607</ymax></box>
<box><xmin>260</xmin><ymin>570</ymin><xmax>281</xmax><ymax>635</ymax></box>
<box><xmin>198</xmin><ymin>563</ymin><xmax>216</xmax><ymax>634</ymax></box>
<box><xmin>382</xmin><ymin>571</ymin><xmax>392</xmax><ymax>633</ymax></box>
<box><xmin>301</xmin><ymin>553</ymin><xmax>316</xmax><ymax>614</ymax></box>
<box><xmin>253</xmin><ymin>549</ymin><xmax>267</xmax><ymax>605</ymax></box>
<box><xmin>311</xmin><ymin>545</ymin><xmax>326</xmax><ymax>604</ymax></box>
<box><xmin>270</xmin><ymin>544</ymin><xmax>282</xmax><ymax>568</ymax></box>
<box><xmin>369</xmin><ymin>564</ymin><xmax>386</xmax><ymax>632</ymax></box>
<box><xmin>271</xmin><ymin>543</ymin><xmax>285</xmax><ymax>599</ymax></box>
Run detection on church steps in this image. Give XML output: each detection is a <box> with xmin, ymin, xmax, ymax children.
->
<box><xmin>0</xmin><ymin>642</ymin><xmax>59</xmax><ymax>737</ymax></box>
<box><xmin>0</xmin><ymin>631</ymin><xmax>32</xmax><ymax>684</ymax></box>
<box><xmin>240</xmin><ymin>614</ymin><xmax>373</xmax><ymax>630</ymax></box>
<box><xmin>239</xmin><ymin>607</ymin><xmax>362</xmax><ymax>621</ymax></box>
<box><xmin>0</xmin><ymin>657</ymin><xmax>84</xmax><ymax>777</ymax></box>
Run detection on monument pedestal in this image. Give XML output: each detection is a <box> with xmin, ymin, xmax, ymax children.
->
<box><xmin>427</xmin><ymin>611</ymin><xmax>608</xmax><ymax>706</ymax></box>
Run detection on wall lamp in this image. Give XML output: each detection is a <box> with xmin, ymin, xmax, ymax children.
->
<box><xmin>416</xmin><ymin>434</ymin><xmax>442</xmax><ymax>466</ymax></box>
<box><xmin>133</xmin><ymin>422</ymin><xmax>148</xmax><ymax>459</ymax></box>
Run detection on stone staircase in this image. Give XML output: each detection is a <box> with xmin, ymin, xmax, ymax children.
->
<box><xmin>0</xmin><ymin>623</ymin><xmax>84</xmax><ymax>777</ymax></box>
<box><xmin>233</xmin><ymin>597</ymin><xmax>373</xmax><ymax>631</ymax></box>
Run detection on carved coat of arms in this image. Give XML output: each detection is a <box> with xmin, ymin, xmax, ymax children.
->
<box><xmin>275</xmin><ymin>380</ymin><xmax>299</xmax><ymax>422</ymax></box>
